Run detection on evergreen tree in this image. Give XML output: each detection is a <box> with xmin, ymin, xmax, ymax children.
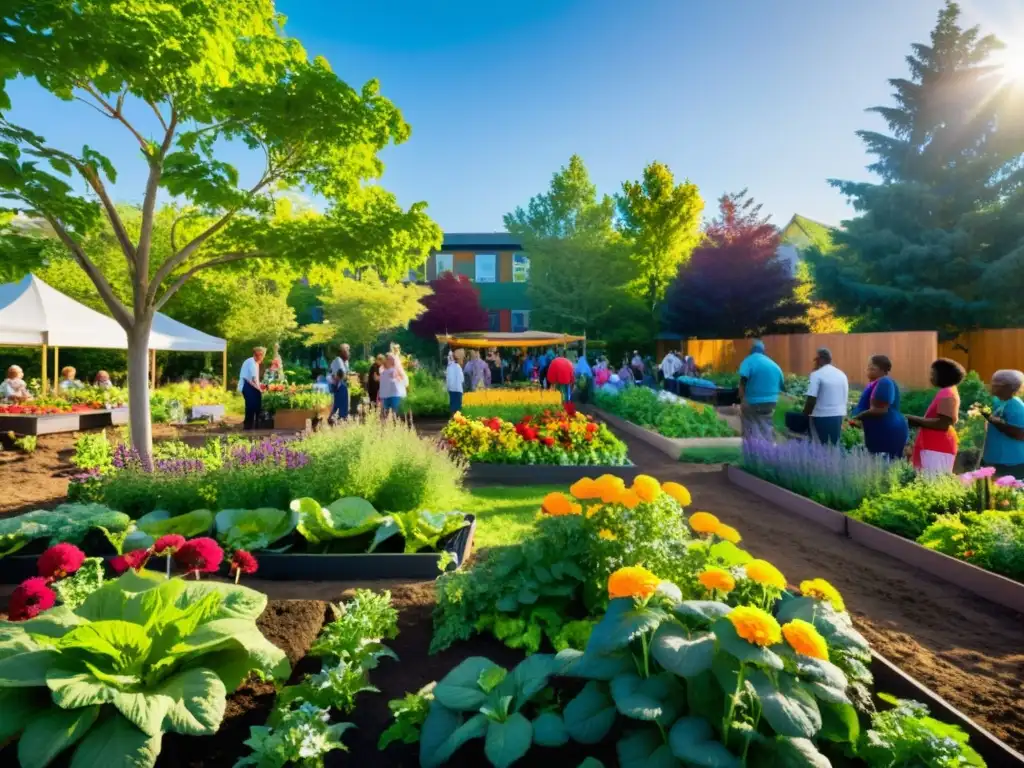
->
<box><xmin>806</xmin><ymin>1</ymin><xmax>1024</xmax><ymax>334</ymax></box>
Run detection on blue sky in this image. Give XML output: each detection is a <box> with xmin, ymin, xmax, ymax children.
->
<box><xmin>6</xmin><ymin>0</ymin><xmax>1023</xmax><ymax>231</ymax></box>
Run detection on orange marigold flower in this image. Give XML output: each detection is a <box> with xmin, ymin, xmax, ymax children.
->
<box><xmin>631</xmin><ymin>474</ymin><xmax>662</xmax><ymax>503</ymax></box>
<box><xmin>616</xmin><ymin>490</ymin><xmax>642</xmax><ymax>510</ymax></box>
<box><xmin>598</xmin><ymin>528</ymin><xmax>617</xmax><ymax>541</ymax></box>
<box><xmin>662</xmin><ymin>481</ymin><xmax>692</xmax><ymax>507</ymax></box>
<box><xmin>689</xmin><ymin>511</ymin><xmax>721</xmax><ymax>534</ymax></box>
<box><xmin>727</xmin><ymin>605</ymin><xmax>782</xmax><ymax>647</ymax></box>
<box><xmin>799</xmin><ymin>578</ymin><xmax>845</xmax><ymax>613</ymax></box>
<box><xmin>570</xmin><ymin>503</ymin><xmax>583</xmax><ymax>515</ymax></box>
<box><xmin>698</xmin><ymin>566</ymin><xmax>735</xmax><ymax>593</ymax></box>
<box><xmin>542</xmin><ymin>492</ymin><xmax>575</xmax><ymax>516</ymax></box>
<box><xmin>608</xmin><ymin>566</ymin><xmax>661</xmax><ymax>600</ymax></box>
<box><xmin>597</xmin><ymin>474</ymin><xmax>626</xmax><ymax>503</ymax></box>
<box><xmin>782</xmin><ymin>619</ymin><xmax>829</xmax><ymax>660</ymax></box>
<box><xmin>714</xmin><ymin>523</ymin><xmax>742</xmax><ymax>544</ymax></box>
<box><xmin>570</xmin><ymin>477</ymin><xmax>601</xmax><ymax>500</ymax></box>
<box><xmin>745</xmin><ymin>559</ymin><xmax>786</xmax><ymax>590</ymax></box>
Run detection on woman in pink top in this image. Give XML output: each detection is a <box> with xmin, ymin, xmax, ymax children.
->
<box><xmin>907</xmin><ymin>358</ymin><xmax>965</xmax><ymax>473</ymax></box>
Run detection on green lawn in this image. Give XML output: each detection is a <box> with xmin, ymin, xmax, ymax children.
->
<box><xmin>677</xmin><ymin>445</ymin><xmax>742</xmax><ymax>465</ymax></box>
<box><xmin>458</xmin><ymin>485</ymin><xmax>562</xmax><ymax>548</ymax></box>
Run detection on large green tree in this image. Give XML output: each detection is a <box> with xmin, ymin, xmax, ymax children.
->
<box><xmin>0</xmin><ymin>1</ymin><xmax>440</xmax><ymax>460</ymax></box>
<box><xmin>806</xmin><ymin>1</ymin><xmax>1024</xmax><ymax>335</ymax></box>
<box><xmin>616</xmin><ymin>161</ymin><xmax>703</xmax><ymax>320</ymax></box>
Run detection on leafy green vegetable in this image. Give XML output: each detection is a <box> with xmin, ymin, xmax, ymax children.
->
<box><xmin>51</xmin><ymin>557</ymin><xmax>104</xmax><ymax>609</ymax></box>
<box><xmin>859</xmin><ymin>693</ymin><xmax>985</xmax><ymax>767</ymax></box>
<box><xmin>236</xmin><ymin>702</ymin><xmax>352</xmax><ymax>768</ymax></box>
<box><xmin>0</xmin><ymin>503</ymin><xmax>132</xmax><ymax>557</ymax></box>
<box><xmin>0</xmin><ymin>570</ymin><xmax>289</xmax><ymax>768</ymax></box>
<box><xmin>291</xmin><ymin>496</ymin><xmax>384</xmax><ymax>545</ymax></box>
<box><xmin>370</xmin><ymin>510</ymin><xmax>468</xmax><ymax>554</ymax></box>
<box><xmin>378</xmin><ymin>683</ymin><xmax>436</xmax><ymax>751</ymax></box>
<box><xmin>215</xmin><ymin>507</ymin><xmax>298</xmax><ymax>552</ymax></box>
<box><xmin>124</xmin><ymin>508</ymin><xmax>216</xmax><ymax>551</ymax></box>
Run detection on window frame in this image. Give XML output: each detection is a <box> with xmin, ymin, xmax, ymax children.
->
<box><xmin>512</xmin><ymin>253</ymin><xmax>530</xmax><ymax>283</ymax></box>
<box><xmin>475</xmin><ymin>253</ymin><xmax>497</xmax><ymax>283</ymax></box>
<box><xmin>511</xmin><ymin>310</ymin><xmax>530</xmax><ymax>333</ymax></box>
<box><xmin>435</xmin><ymin>252</ymin><xmax>454</xmax><ymax>276</ymax></box>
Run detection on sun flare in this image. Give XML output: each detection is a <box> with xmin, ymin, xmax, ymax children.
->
<box><xmin>992</xmin><ymin>43</ymin><xmax>1024</xmax><ymax>84</ymax></box>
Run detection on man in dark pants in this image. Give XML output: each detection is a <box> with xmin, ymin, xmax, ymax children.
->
<box><xmin>238</xmin><ymin>346</ymin><xmax>266</xmax><ymax>430</ymax></box>
<box><xmin>329</xmin><ymin>343</ymin><xmax>351</xmax><ymax>423</ymax></box>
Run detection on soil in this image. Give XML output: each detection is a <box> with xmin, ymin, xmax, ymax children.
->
<box><xmin>0</xmin><ymin>418</ymin><xmax>1021</xmax><ymax>758</ymax></box>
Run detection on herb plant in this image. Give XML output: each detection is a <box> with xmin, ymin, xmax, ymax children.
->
<box><xmin>235</xmin><ymin>702</ymin><xmax>352</xmax><ymax>768</ymax></box>
<box><xmin>859</xmin><ymin>693</ymin><xmax>985</xmax><ymax>767</ymax></box>
<box><xmin>379</xmin><ymin>683</ymin><xmax>436</xmax><ymax>750</ymax></box>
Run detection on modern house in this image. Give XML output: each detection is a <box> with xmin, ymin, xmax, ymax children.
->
<box><xmin>423</xmin><ymin>233</ymin><xmax>532</xmax><ymax>333</ymax></box>
<box><xmin>776</xmin><ymin>214</ymin><xmax>837</xmax><ymax>274</ymax></box>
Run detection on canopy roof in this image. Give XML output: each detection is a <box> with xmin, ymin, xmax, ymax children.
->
<box><xmin>435</xmin><ymin>331</ymin><xmax>586</xmax><ymax>349</ymax></box>
<box><xmin>0</xmin><ymin>274</ymin><xmax>225</xmax><ymax>352</ymax></box>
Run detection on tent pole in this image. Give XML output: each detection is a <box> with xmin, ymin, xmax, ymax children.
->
<box><xmin>53</xmin><ymin>346</ymin><xmax>59</xmax><ymax>391</ymax></box>
<box><xmin>41</xmin><ymin>344</ymin><xmax>48</xmax><ymax>395</ymax></box>
<box><xmin>222</xmin><ymin>349</ymin><xmax>227</xmax><ymax>391</ymax></box>
<box><xmin>149</xmin><ymin>349</ymin><xmax>156</xmax><ymax>390</ymax></box>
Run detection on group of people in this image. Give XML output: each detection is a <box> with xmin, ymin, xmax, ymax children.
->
<box><xmin>2</xmin><ymin>364</ymin><xmax>114</xmax><ymax>401</ymax></box>
<box><xmin>734</xmin><ymin>340</ymin><xmax>1024</xmax><ymax>478</ymax></box>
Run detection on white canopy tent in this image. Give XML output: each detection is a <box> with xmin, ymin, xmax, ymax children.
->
<box><xmin>0</xmin><ymin>274</ymin><xmax>228</xmax><ymax>392</ymax></box>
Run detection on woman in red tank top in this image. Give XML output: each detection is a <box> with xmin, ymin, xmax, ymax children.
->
<box><xmin>907</xmin><ymin>359</ymin><xmax>965</xmax><ymax>473</ymax></box>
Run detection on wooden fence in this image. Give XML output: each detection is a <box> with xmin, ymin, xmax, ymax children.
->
<box><xmin>938</xmin><ymin>329</ymin><xmax>1024</xmax><ymax>384</ymax></box>
<box><xmin>686</xmin><ymin>331</ymin><xmax>939</xmax><ymax>389</ymax></box>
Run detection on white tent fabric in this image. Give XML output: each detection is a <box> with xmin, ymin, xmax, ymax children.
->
<box><xmin>0</xmin><ymin>274</ymin><xmax>226</xmax><ymax>352</ymax></box>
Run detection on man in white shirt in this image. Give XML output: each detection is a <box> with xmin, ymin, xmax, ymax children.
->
<box><xmin>445</xmin><ymin>351</ymin><xmax>465</xmax><ymax>415</ymax></box>
<box><xmin>802</xmin><ymin>348</ymin><xmax>849</xmax><ymax>446</ymax></box>
<box><xmin>238</xmin><ymin>346</ymin><xmax>266</xmax><ymax>430</ymax></box>
<box><xmin>328</xmin><ymin>343</ymin><xmax>351</xmax><ymax>422</ymax></box>
<box><xmin>660</xmin><ymin>350</ymin><xmax>683</xmax><ymax>384</ymax></box>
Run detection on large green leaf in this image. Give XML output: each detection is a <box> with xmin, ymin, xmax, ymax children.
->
<box><xmin>46</xmin><ymin>667</ymin><xmax>115</xmax><ymax>709</ymax></box>
<box><xmin>214</xmin><ymin>507</ymin><xmax>297</xmax><ymax>552</ymax></box>
<box><xmin>370</xmin><ymin>510</ymin><xmax>469</xmax><ymax>553</ymax></box>
<box><xmin>687</xmin><ymin>669</ymin><xmax>726</xmax><ymax>723</ymax></box>
<box><xmin>761</xmin><ymin>736</ymin><xmax>833</xmax><ymax>767</ymax></box>
<box><xmin>17</xmin><ymin>705</ymin><xmax>100</xmax><ymax>768</ymax></box>
<box><xmin>125</xmin><ymin>509</ymin><xmax>216</xmax><ymax>551</ymax></box>
<box><xmin>563</xmin><ymin>681</ymin><xmax>617</xmax><ymax>745</ymax></box>
<box><xmin>747</xmin><ymin>671</ymin><xmax>821</xmax><ymax>739</ymax></box>
<box><xmin>651</xmin><ymin>623</ymin><xmax>715</xmax><ymax>678</ymax></box>
<box><xmin>0</xmin><ymin>687</ymin><xmax>44</xmax><ymax>741</ymax></box>
<box><xmin>0</xmin><ymin>648</ymin><xmax>56</xmax><ymax>685</ymax></box>
<box><xmin>76</xmin><ymin>571</ymin><xmax>164</xmax><ymax>622</ymax></box>
<box><xmin>484</xmin><ymin>712</ymin><xmax>533</xmax><ymax>768</ymax></box>
<box><xmin>9</xmin><ymin>605</ymin><xmax>85</xmax><ymax>639</ymax></box>
<box><xmin>175</xmin><ymin>580</ymin><xmax>266</xmax><ymax>621</ymax></box>
<box><xmin>673</xmin><ymin>600</ymin><xmax>733</xmax><ymax>626</ymax></box>
<box><xmin>555</xmin><ymin>648</ymin><xmax>636</xmax><ymax>681</ymax></box>
<box><xmin>532</xmin><ymin>712</ymin><xmax>569</xmax><ymax>747</ymax></box>
<box><xmin>668</xmin><ymin>716</ymin><xmax>741</xmax><ymax>767</ymax></box>
<box><xmin>69</xmin><ymin>713</ymin><xmax>161</xmax><ymax>768</ymax></box>
<box><xmin>122</xmin><ymin>579</ymin><xmax>189</xmax><ymax>631</ymax></box>
<box><xmin>499</xmin><ymin>653</ymin><xmax>555</xmax><ymax>708</ymax></box>
<box><xmin>112</xmin><ymin>668</ymin><xmax>226</xmax><ymax>737</ymax></box>
<box><xmin>419</xmin><ymin>705</ymin><xmax>488</xmax><ymax>768</ymax></box>
<box><xmin>708</xmin><ymin>541</ymin><xmax>752</xmax><ymax>566</ymax></box>
<box><xmin>292</xmin><ymin>496</ymin><xmax>383</xmax><ymax>545</ymax></box>
<box><xmin>818</xmin><ymin>699</ymin><xmax>860</xmax><ymax>744</ymax></box>
<box><xmin>433</xmin><ymin>657</ymin><xmax>503</xmax><ymax>711</ymax></box>
<box><xmin>587</xmin><ymin>599</ymin><xmax>667</xmax><ymax>655</ymax></box>
<box><xmin>610</xmin><ymin>672</ymin><xmax>684</xmax><ymax>725</ymax></box>
<box><xmin>617</xmin><ymin>727</ymin><xmax>680</xmax><ymax>768</ymax></box>
<box><xmin>57</xmin><ymin>620</ymin><xmax>153</xmax><ymax>665</ymax></box>
<box><xmin>711</xmin><ymin>618</ymin><xmax>783</xmax><ymax>670</ymax></box>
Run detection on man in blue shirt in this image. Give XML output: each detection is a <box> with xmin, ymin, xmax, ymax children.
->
<box><xmin>738</xmin><ymin>340</ymin><xmax>784</xmax><ymax>439</ymax></box>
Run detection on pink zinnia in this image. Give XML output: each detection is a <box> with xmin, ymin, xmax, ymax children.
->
<box><xmin>8</xmin><ymin>577</ymin><xmax>57</xmax><ymax>621</ymax></box>
<box><xmin>975</xmin><ymin>466</ymin><xmax>997</xmax><ymax>479</ymax></box>
<box><xmin>174</xmin><ymin>537</ymin><xmax>224</xmax><ymax>575</ymax></box>
<box><xmin>37</xmin><ymin>543</ymin><xmax>86</xmax><ymax>581</ymax></box>
<box><xmin>111</xmin><ymin>548</ymin><xmax>151</xmax><ymax>574</ymax></box>
<box><xmin>153</xmin><ymin>534</ymin><xmax>187</xmax><ymax>555</ymax></box>
<box><xmin>994</xmin><ymin>475</ymin><xmax>1018</xmax><ymax>488</ymax></box>
<box><xmin>230</xmin><ymin>550</ymin><xmax>258</xmax><ymax>575</ymax></box>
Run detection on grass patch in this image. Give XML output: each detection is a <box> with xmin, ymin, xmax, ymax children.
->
<box><xmin>458</xmin><ymin>484</ymin><xmax>561</xmax><ymax>548</ymax></box>
<box><xmin>678</xmin><ymin>445</ymin><xmax>742</xmax><ymax>465</ymax></box>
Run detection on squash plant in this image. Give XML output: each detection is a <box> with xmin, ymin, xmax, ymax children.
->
<box><xmin>0</xmin><ymin>570</ymin><xmax>289</xmax><ymax>768</ymax></box>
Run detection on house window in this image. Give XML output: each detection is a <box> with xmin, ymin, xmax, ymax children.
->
<box><xmin>513</xmin><ymin>253</ymin><xmax>530</xmax><ymax>283</ymax></box>
<box><xmin>435</xmin><ymin>253</ymin><xmax>453</xmax><ymax>276</ymax></box>
<box><xmin>511</xmin><ymin>310</ymin><xmax>530</xmax><ymax>333</ymax></box>
<box><xmin>475</xmin><ymin>253</ymin><xmax>497</xmax><ymax>283</ymax></box>
<box><xmin>487</xmin><ymin>311</ymin><xmax>501</xmax><ymax>332</ymax></box>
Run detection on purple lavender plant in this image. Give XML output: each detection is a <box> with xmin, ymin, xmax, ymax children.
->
<box><xmin>153</xmin><ymin>457</ymin><xmax>207</xmax><ymax>475</ymax></box>
<box><xmin>111</xmin><ymin>442</ymin><xmax>142</xmax><ymax>471</ymax></box>
<box><xmin>226</xmin><ymin>435</ymin><xmax>308</xmax><ymax>470</ymax></box>
<box><xmin>742</xmin><ymin>436</ymin><xmax>905</xmax><ymax>511</ymax></box>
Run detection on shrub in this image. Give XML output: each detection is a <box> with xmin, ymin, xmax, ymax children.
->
<box><xmin>852</xmin><ymin>475</ymin><xmax>970</xmax><ymax>539</ymax></box>
<box><xmin>919</xmin><ymin>510</ymin><xmax>1024</xmax><ymax>580</ymax></box>
<box><xmin>400</xmin><ymin>370</ymin><xmax>449</xmax><ymax>418</ymax></box>
<box><xmin>594</xmin><ymin>387</ymin><xmax>734</xmax><ymax>438</ymax></box>
<box><xmin>901</xmin><ymin>370</ymin><xmax>986</xmax><ymax>417</ymax></box>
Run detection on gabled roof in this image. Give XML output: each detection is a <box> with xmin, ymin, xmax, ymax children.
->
<box><xmin>780</xmin><ymin>214</ymin><xmax>836</xmax><ymax>251</ymax></box>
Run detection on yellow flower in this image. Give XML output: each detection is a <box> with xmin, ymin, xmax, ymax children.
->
<box><xmin>616</xmin><ymin>490</ymin><xmax>642</xmax><ymax>510</ymax></box>
<box><xmin>570</xmin><ymin>477</ymin><xmax>601</xmax><ymax>500</ymax></box>
<box><xmin>597</xmin><ymin>474</ymin><xmax>626</xmax><ymax>503</ymax></box>
<box><xmin>782</xmin><ymin>619</ymin><xmax>829</xmax><ymax>660</ymax></box>
<box><xmin>714</xmin><ymin>523</ymin><xmax>742</xmax><ymax>544</ymax></box>
<box><xmin>585</xmin><ymin>503</ymin><xmax>604</xmax><ymax>519</ymax></box>
<box><xmin>698</xmin><ymin>567</ymin><xmax>735</xmax><ymax>593</ymax></box>
<box><xmin>745</xmin><ymin>560</ymin><xmax>786</xmax><ymax>590</ymax></box>
<box><xmin>541</xmin><ymin>492</ymin><xmax>575</xmax><ymax>516</ymax></box>
<box><xmin>631</xmin><ymin>474</ymin><xmax>662</xmax><ymax>503</ymax></box>
<box><xmin>799</xmin><ymin>578</ymin><xmax>846</xmax><ymax>613</ymax></box>
<box><xmin>727</xmin><ymin>606</ymin><xmax>782</xmax><ymax>647</ymax></box>
<box><xmin>688</xmin><ymin>511</ymin><xmax>721</xmax><ymax>534</ymax></box>
<box><xmin>608</xmin><ymin>566</ymin><xmax>661</xmax><ymax>600</ymax></box>
<box><xmin>662</xmin><ymin>481</ymin><xmax>692</xmax><ymax>506</ymax></box>
<box><xmin>598</xmin><ymin>528</ymin><xmax>617</xmax><ymax>541</ymax></box>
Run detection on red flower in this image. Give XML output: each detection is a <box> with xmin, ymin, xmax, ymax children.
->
<box><xmin>585</xmin><ymin>422</ymin><xmax>598</xmax><ymax>434</ymax></box>
<box><xmin>524</xmin><ymin>427</ymin><xmax>538</xmax><ymax>441</ymax></box>
<box><xmin>8</xmin><ymin>577</ymin><xmax>57</xmax><ymax>621</ymax></box>
<box><xmin>230</xmin><ymin>550</ymin><xmax>259</xmax><ymax>575</ymax></box>
<box><xmin>153</xmin><ymin>534</ymin><xmax>187</xmax><ymax>555</ymax></box>
<box><xmin>564</xmin><ymin>403</ymin><xmax>577</xmax><ymax>417</ymax></box>
<box><xmin>174</xmin><ymin>537</ymin><xmax>224</xmax><ymax>574</ymax></box>
<box><xmin>37</xmin><ymin>543</ymin><xmax>86</xmax><ymax>581</ymax></box>
<box><xmin>542</xmin><ymin>436</ymin><xmax>555</xmax><ymax>447</ymax></box>
<box><xmin>521</xmin><ymin>415</ymin><xmax>533</xmax><ymax>424</ymax></box>
<box><xmin>112</xmin><ymin>548</ymin><xmax>152</xmax><ymax>574</ymax></box>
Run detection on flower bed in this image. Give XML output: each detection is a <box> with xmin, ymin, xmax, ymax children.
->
<box><xmin>462</xmin><ymin>387</ymin><xmax>563</xmax><ymax>408</ymax></box>
<box><xmin>594</xmin><ymin>386</ymin><xmax>736</xmax><ymax>439</ymax></box>
<box><xmin>442</xmin><ymin>404</ymin><xmax>628</xmax><ymax>466</ymax></box>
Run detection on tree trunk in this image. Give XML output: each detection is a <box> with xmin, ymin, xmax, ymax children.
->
<box><xmin>127</xmin><ymin>316</ymin><xmax>154</xmax><ymax>469</ymax></box>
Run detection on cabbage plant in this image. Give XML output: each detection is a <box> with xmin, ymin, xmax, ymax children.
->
<box><xmin>0</xmin><ymin>570</ymin><xmax>289</xmax><ymax>768</ymax></box>
<box><xmin>215</xmin><ymin>507</ymin><xmax>299</xmax><ymax>552</ymax></box>
<box><xmin>123</xmin><ymin>508</ymin><xmax>216</xmax><ymax>551</ymax></box>
<box><xmin>0</xmin><ymin>503</ymin><xmax>132</xmax><ymax>558</ymax></box>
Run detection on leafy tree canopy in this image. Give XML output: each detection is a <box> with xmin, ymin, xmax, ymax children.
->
<box><xmin>409</xmin><ymin>273</ymin><xmax>488</xmax><ymax>340</ymax></box>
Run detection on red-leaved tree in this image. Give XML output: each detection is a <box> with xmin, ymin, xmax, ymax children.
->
<box><xmin>662</xmin><ymin>190</ymin><xmax>807</xmax><ymax>338</ymax></box>
<box><xmin>409</xmin><ymin>273</ymin><xmax>489</xmax><ymax>339</ymax></box>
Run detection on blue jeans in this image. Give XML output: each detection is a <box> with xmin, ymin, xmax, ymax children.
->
<box><xmin>382</xmin><ymin>396</ymin><xmax>402</xmax><ymax>415</ymax></box>
<box><xmin>330</xmin><ymin>382</ymin><xmax>349</xmax><ymax>420</ymax></box>
<box><xmin>812</xmin><ymin>416</ymin><xmax>844</xmax><ymax>446</ymax></box>
<box><xmin>449</xmin><ymin>391</ymin><xmax>463</xmax><ymax>415</ymax></box>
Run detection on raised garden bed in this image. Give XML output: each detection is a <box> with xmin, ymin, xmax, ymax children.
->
<box><xmin>464</xmin><ymin>462</ymin><xmax>639</xmax><ymax>486</ymax></box>
<box><xmin>0</xmin><ymin>411</ymin><xmax>81</xmax><ymax>435</ymax></box>
<box><xmin>727</xmin><ymin>465</ymin><xmax>1024</xmax><ymax>614</ymax></box>
<box><xmin>272</xmin><ymin>406</ymin><xmax>328</xmax><ymax>431</ymax></box>
<box><xmin>587</xmin><ymin>406</ymin><xmax>741</xmax><ymax>461</ymax></box>
<box><xmin>77</xmin><ymin>408</ymin><xmax>119</xmax><ymax>430</ymax></box>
